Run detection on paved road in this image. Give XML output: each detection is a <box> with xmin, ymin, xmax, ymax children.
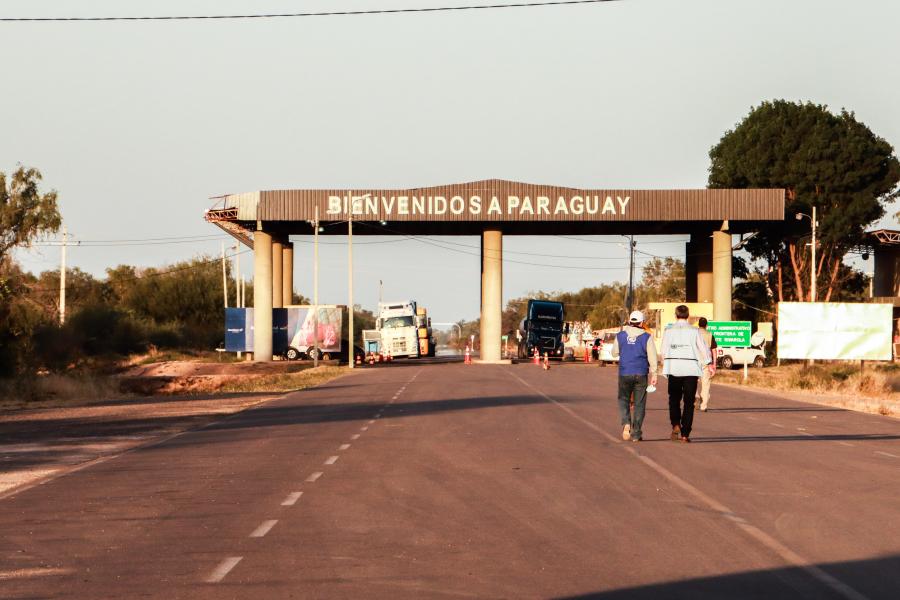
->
<box><xmin>1</xmin><ymin>363</ymin><xmax>898</xmax><ymax>599</ymax></box>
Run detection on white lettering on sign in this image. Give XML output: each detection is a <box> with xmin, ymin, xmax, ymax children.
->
<box><xmin>322</xmin><ymin>194</ymin><xmax>632</xmax><ymax>218</ymax></box>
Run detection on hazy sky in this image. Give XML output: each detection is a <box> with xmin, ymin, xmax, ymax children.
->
<box><xmin>3</xmin><ymin>0</ymin><xmax>899</xmax><ymax>322</ymax></box>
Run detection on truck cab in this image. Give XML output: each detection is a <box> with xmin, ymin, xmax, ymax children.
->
<box><xmin>377</xmin><ymin>301</ymin><xmax>421</xmax><ymax>358</ymax></box>
<box><xmin>517</xmin><ymin>299</ymin><xmax>566</xmax><ymax>359</ymax></box>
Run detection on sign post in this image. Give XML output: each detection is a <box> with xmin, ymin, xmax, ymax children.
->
<box><xmin>707</xmin><ymin>321</ymin><xmax>752</xmax><ymax>381</ymax></box>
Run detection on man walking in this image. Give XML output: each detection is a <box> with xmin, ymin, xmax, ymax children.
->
<box><xmin>611</xmin><ymin>310</ymin><xmax>658</xmax><ymax>442</ymax></box>
<box><xmin>660</xmin><ymin>305</ymin><xmax>712</xmax><ymax>443</ymax></box>
<box><xmin>696</xmin><ymin>317</ymin><xmax>717</xmax><ymax>412</ymax></box>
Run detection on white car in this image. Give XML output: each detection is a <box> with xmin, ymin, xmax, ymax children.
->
<box><xmin>716</xmin><ymin>333</ymin><xmax>767</xmax><ymax>369</ymax></box>
<box><xmin>591</xmin><ymin>333</ymin><xmax>619</xmax><ymax>363</ymax></box>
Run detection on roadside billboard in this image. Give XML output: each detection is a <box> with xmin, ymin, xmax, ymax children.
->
<box><xmin>777</xmin><ymin>302</ymin><xmax>892</xmax><ymax>360</ymax></box>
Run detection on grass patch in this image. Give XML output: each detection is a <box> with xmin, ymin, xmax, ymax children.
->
<box><xmin>217</xmin><ymin>366</ymin><xmax>350</xmax><ymax>394</ymax></box>
<box><xmin>0</xmin><ymin>374</ymin><xmax>124</xmax><ymax>410</ymax></box>
<box><xmin>715</xmin><ymin>363</ymin><xmax>900</xmax><ymax>417</ymax></box>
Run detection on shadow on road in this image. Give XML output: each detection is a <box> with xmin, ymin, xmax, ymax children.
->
<box><xmin>555</xmin><ymin>553</ymin><xmax>900</xmax><ymax>599</ymax></box>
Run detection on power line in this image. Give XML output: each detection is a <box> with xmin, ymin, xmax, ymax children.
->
<box><xmin>0</xmin><ymin>0</ymin><xmax>621</xmax><ymax>22</ymax></box>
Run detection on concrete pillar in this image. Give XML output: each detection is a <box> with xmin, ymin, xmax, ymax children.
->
<box><xmin>271</xmin><ymin>238</ymin><xmax>284</xmax><ymax>308</ymax></box>
<box><xmin>685</xmin><ymin>241</ymin><xmax>698</xmax><ymax>302</ymax></box>
<box><xmin>712</xmin><ymin>229</ymin><xmax>732</xmax><ymax>321</ymax></box>
<box><xmin>693</xmin><ymin>233</ymin><xmax>713</xmax><ymax>304</ymax></box>
<box><xmin>282</xmin><ymin>242</ymin><xmax>294</xmax><ymax>306</ymax></box>
<box><xmin>479</xmin><ymin>229</ymin><xmax>503</xmax><ymax>363</ymax></box>
<box><xmin>253</xmin><ymin>230</ymin><xmax>274</xmax><ymax>362</ymax></box>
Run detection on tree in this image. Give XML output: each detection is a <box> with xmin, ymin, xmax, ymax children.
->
<box><xmin>640</xmin><ymin>257</ymin><xmax>685</xmax><ymax>302</ymax></box>
<box><xmin>708</xmin><ymin>100</ymin><xmax>900</xmax><ymax>301</ymax></box>
<box><xmin>0</xmin><ymin>166</ymin><xmax>61</xmax><ymax>264</ymax></box>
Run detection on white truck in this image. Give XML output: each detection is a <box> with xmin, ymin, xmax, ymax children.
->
<box><xmin>376</xmin><ymin>300</ymin><xmax>435</xmax><ymax>359</ymax></box>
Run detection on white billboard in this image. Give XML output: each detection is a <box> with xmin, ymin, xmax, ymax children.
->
<box><xmin>777</xmin><ymin>302</ymin><xmax>893</xmax><ymax>360</ymax></box>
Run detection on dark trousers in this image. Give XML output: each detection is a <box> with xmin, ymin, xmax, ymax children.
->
<box><xmin>668</xmin><ymin>375</ymin><xmax>699</xmax><ymax>438</ymax></box>
<box><xmin>617</xmin><ymin>375</ymin><xmax>648</xmax><ymax>439</ymax></box>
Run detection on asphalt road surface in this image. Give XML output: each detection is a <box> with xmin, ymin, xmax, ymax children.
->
<box><xmin>2</xmin><ymin>363</ymin><xmax>899</xmax><ymax>599</ymax></box>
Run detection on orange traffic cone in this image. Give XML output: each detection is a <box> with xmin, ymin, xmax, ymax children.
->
<box><xmin>355</xmin><ymin>354</ymin><xmax>362</xmax><ymax>366</ymax></box>
<box><xmin>533</xmin><ymin>348</ymin><xmax>540</xmax><ymax>365</ymax></box>
<box><xmin>584</xmin><ymin>347</ymin><xmax>590</xmax><ymax>363</ymax></box>
<box><xmin>387</xmin><ymin>350</ymin><xmax>393</xmax><ymax>362</ymax></box>
<box><xmin>542</xmin><ymin>353</ymin><xmax>550</xmax><ymax>370</ymax></box>
<box><xmin>464</xmin><ymin>345</ymin><xmax>471</xmax><ymax>364</ymax></box>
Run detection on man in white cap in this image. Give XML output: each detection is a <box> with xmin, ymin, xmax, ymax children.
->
<box><xmin>611</xmin><ymin>310</ymin><xmax>658</xmax><ymax>442</ymax></box>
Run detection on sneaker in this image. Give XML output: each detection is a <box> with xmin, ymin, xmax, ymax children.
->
<box><xmin>622</xmin><ymin>423</ymin><xmax>631</xmax><ymax>441</ymax></box>
<box><xmin>671</xmin><ymin>425</ymin><xmax>681</xmax><ymax>441</ymax></box>
<box><xmin>631</xmin><ymin>437</ymin><xmax>641</xmax><ymax>442</ymax></box>
<box><xmin>681</xmin><ymin>436</ymin><xmax>691</xmax><ymax>443</ymax></box>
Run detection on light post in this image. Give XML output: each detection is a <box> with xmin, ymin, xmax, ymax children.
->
<box><xmin>795</xmin><ymin>206</ymin><xmax>817</xmax><ymax>302</ymax></box>
<box><xmin>348</xmin><ymin>192</ymin><xmax>354</xmax><ymax>369</ymax></box>
<box><xmin>313</xmin><ymin>206</ymin><xmax>319</xmax><ymax>368</ymax></box>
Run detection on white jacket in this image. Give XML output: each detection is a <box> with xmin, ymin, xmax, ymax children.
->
<box><xmin>660</xmin><ymin>321</ymin><xmax>711</xmax><ymax>377</ymax></box>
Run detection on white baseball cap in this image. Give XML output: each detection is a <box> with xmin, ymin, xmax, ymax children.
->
<box><xmin>628</xmin><ymin>310</ymin><xmax>645</xmax><ymax>323</ymax></box>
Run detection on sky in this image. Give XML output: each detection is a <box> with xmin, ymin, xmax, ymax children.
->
<box><xmin>3</xmin><ymin>0</ymin><xmax>899</xmax><ymax>323</ymax></box>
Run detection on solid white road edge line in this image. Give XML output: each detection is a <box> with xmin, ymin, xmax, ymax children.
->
<box><xmin>506</xmin><ymin>370</ymin><xmax>870</xmax><ymax>600</ymax></box>
<box><xmin>250</xmin><ymin>520</ymin><xmax>278</xmax><ymax>538</ymax></box>
<box><xmin>281</xmin><ymin>492</ymin><xmax>303</xmax><ymax>506</ymax></box>
<box><xmin>206</xmin><ymin>557</ymin><xmax>243</xmax><ymax>583</ymax></box>
<box><xmin>306</xmin><ymin>472</ymin><xmax>323</xmax><ymax>482</ymax></box>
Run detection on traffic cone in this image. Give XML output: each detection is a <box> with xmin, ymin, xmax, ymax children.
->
<box><xmin>355</xmin><ymin>354</ymin><xmax>362</xmax><ymax>366</ymax></box>
<box><xmin>533</xmin><ymin>348</ymin><xmax>540</xmax><ymax>365</ymax></box>
<box><xmin>387</xmin><ymin>350</ymin><xmax>393</xmax><ymax>363</ymax></box>
<box><xmin>542</xmin><ymin>352</ymin><xmax>550</xmax><ymax>370</ymax></box>
<box><xmin>584</xmin><ymin>346</ymin><xmax>590</xmax><ymax>363</ymax></box>
<box><xmin>464</xmin><ymin>345</ymin><xmax>471</xmax><ymax>365</ymax></box>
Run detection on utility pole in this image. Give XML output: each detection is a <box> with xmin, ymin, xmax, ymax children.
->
<box><xmin>234</xmin><ymin>244</ymin><xmax>242</xmax><ymax>360</ymax></box>
<box><xmin>313</xmin><ymin>206</ymin><xmax>319</xmax><ymax>368</ymax></box>
<box><xmin>811</xmin><ymin>205</ymin><xmax>817</xmax><ymax>303</ymax></box>
<box><xmin>626</xmin><ymin>235</ymin><xmax>635</xmax><ymax>315</ymax></box>
<box><xmin>348</xmin><ymin>192</ymin><xmax>354</xmax><ymax>369</ymax></box>
<box><xmin>59</xmin><ymin>226</ymin><xmax>67</xmax><ymax>324</ymax></box>
<box><xmin>221</xmin><ymin>242</ymin><xmax>229</xmax><ymax>308</ymax></box>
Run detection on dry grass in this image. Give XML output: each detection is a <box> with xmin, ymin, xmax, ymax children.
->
<box><xmin>0</xmin><ymin>374</ymin><xmax>124</xmax><ymax>411</ymax></box>
<box><xmin>217</xmin><ymin>366</ymin><xmax>350</xmax><ymax>394</ymax></box>
<box><xmin>715</xmin><ymin>363</ymin><xmax>900</xmax><ymax>417</ymax></box>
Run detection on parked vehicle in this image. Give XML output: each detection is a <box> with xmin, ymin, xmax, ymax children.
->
<box><xmin>591</xmin><ymin>332</ymin><xmax>618</xmax><ymax>363</ymax></box>
<box><xmin>716</xmin><ymin>333</ymin><xmax>767</xmax><ymax>369</ymax></box>
<box><xmin>517</xmin><ymin>299</ymin><xmax>567</xmax><ymax>359</ymax></box>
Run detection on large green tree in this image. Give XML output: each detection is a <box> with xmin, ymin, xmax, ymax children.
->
<box><xmin>708</xmin><ymin>100</ymin><xmax>900</xmax><ymax>301</ymax></box>
<box><xmin>0</xmin><ymin>166</ymin><xmax>60</xmax><ymax>264</ymax></box>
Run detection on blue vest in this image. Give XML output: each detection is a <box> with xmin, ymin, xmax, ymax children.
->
<box><xmin>617</xmin><ymin>330</ymin><xmax>650</xmax><ymax>376</ymax></box>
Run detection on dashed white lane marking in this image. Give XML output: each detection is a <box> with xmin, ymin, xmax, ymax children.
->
<box><xmin>368</xmin><ymin>419</ymin><xmax>375</xmax><ymax>424</ymax></box>
<box><xmin>249</xmin><ymin>520</ymin><xmax>278</xmax><ymax>538</ymax></box>
<box><xmin>875</xmin><ymin>451</ymin><xmax>899</xmax><ymax>458</ymax></box>
<box><xmin>360</xmin><ymin>426</ymin><xmax>368</xmax><ymax>431</ymax></box>
<box><xmin>281</xmin><ymin>492</ymin><xmax>303</xmax><ymax>506</ymax></box>
<box><xmin>325</xmin><ymin>455</ymin><xmax>339</xmax><ymax>465</ymax></box>
<box><xmin>306</xmin><ymin>471</ymin><xmax>323</xmax><ymax>482</ymax></box>
<box><xmin>507</xmin><ymin>370</ymin><xmax>869</xmax><ymax>600</ymax></box>
<box><xmin>770</xmin><ymin>422</ymin><xmax>785</xmax><ymax>428</ymax></box>
<box><xmin>351</xmin><ymin>434</ymin><xmax>360</xmax><ymax>440</ymax></box>
<box><xmin>839</xmin><ymin>442</ymin><xmax>855</xmax><ymax>447</ymax></box>
<box><xmin>206</xmin><ymin>557</ymin><xmax>242</xmax><ymax>583</ymax></box>
<box><xmin>339</xmin><ymin>444</ymin><xmax>351</xmax><ymax>451</ymax></box>
<box><xmin>746</xmin><ymin>416</ymin><xmax>759</xmax><ymax>421</ymax></box>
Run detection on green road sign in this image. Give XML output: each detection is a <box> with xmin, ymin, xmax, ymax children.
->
<box><xmin>707</xmin><ymin>321</ymin><xmax>752</xmax><ymax>347</ymax></box>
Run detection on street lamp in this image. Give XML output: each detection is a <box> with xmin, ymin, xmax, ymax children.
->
<box><xmin>795</xmin><ymin>206</ymin><xmax>818</xmax><ymax>302</ymax></box>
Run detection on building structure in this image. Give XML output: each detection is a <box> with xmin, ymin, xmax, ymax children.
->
<box><xmin>205</xmin><ymin>179</ymin><xmax>785</xmax><ymax>362</ymax></box>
